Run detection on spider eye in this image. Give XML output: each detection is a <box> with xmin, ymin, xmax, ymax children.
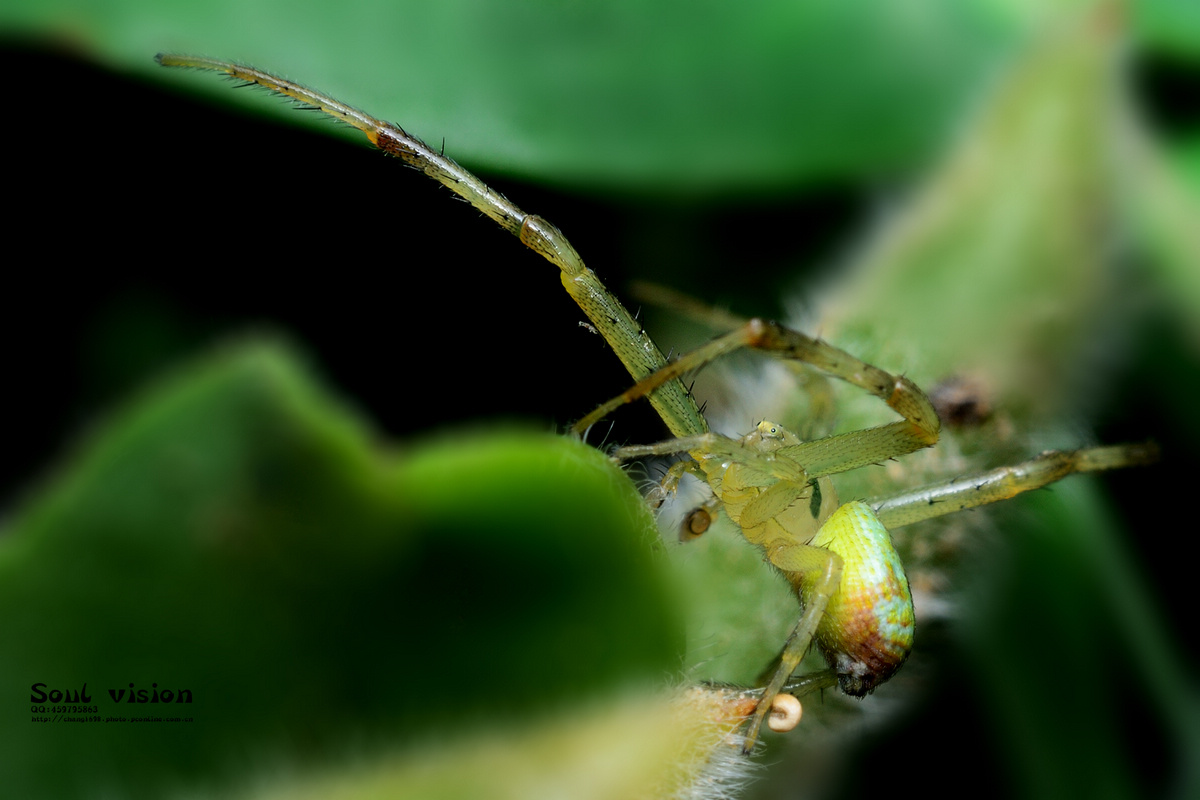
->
<box><xmin>756</xmin><ymin>420</ymin><xmax>785</xmax><ymax>439</ymax></box>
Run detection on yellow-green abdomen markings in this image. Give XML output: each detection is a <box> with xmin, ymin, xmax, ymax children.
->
<box><xmin>807</xmin><ymin>501</ymin><xmax>914</xmax><ymax>696</ymax></box>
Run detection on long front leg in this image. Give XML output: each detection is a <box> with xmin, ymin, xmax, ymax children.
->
<box><xmin>156</xmin><ymin>55</ymin><xmax>707</xmax><ymax>441</ymax></box>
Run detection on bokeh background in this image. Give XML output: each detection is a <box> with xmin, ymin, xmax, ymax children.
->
<box><xmin>2</xmin><ymin>0</ymin><xmax>1197</xmax><ymax>798</ymax></box>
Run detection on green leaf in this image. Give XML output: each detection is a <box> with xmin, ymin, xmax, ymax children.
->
<box><xmin>0</xmin><ymin>339</ymin><xmax>680</xmax><ymax>799</ymax></box>
<box><xmin>5</xmin><ymin>0</ymin><xmax>1021</xmax><ymax>192</ymax></box>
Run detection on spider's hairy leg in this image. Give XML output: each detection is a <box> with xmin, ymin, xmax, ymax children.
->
<box><xmin>740</xmin><ymin>533</ymin><xmax>844</xmax><ymax>754</ymax></box>
<box><xmin>630</xmin><ymin>280</ymin><xmax>842</xmax><ymax>439</ymax></box>
<box><xmin>655</xmin><ymin>458</ymin><xmax>707</xmax><ymax>501</ymax></box>
<box><xmin>628</xmin><ymin>280</ymin><xmax>751</xmax><ymax>333</ymax></box>
<box><xmin>155</xmin><ymin>54</ymin><xmax>706</xmax><ymax>440</ymax></box>
<box><xmin>642</xmin><ymin>459</ymin><xmax>717</xmax><ymax>538</ymax></box>
<box><xmin>869</xmin><ymin>442</ymin><xmax>1160</xmax><ymax>529</ymax></box>
<box><xmin>576</xmin><ymin>318</ymin><xmax>940</xmax><ymax>473</ymax></box>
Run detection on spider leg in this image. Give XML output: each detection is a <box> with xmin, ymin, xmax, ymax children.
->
<box><xmin>157</xmin><ymin>54</ymin><xmax>707</xmax><ymax>440</ymax></box>
<box><xmin>740</xmin><ymin>540</ymin><xmax>844</xmax><ymax>754</ymax></box>
<box><xmin>659</xmin><ymin>458</ymin><xmax>707</xmax><ymax>494</ymax></box>
<box><xmin>643</xmin><ymin>459</ymin><xmax>725</xmax><ymax>541</ymax></box>
<box><xmin>572</xmin><ymin>319</ymin><xmax>940</xmax><ymax>471</ymax></box>
<box><xmin>614</xmin><ymin>433</ymin><xmax>806</xmax><ymax>484</ymax></box>
<box><xmin>868</xmin><ymin>442</ymin><xmax>1159</xmax><ymax>529</ymax></box>
<box><xmin>630</xmin><ymin>282</ymin><xmax>841</xmax><ymax>439</ymax></box>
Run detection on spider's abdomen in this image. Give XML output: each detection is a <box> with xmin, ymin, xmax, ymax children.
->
<box><xmin>803</xmin><ymin>501</ymin><xmax>914</xmax><ymax>696</ymax></box>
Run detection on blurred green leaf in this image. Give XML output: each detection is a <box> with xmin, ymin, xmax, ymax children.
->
<box><xmin>1134</xmin><ymin>0</ymin><xmax>1200</xmax><ymax>58</ymax></box>
<box><xmin>0</xmin><ymin>339</ymin><xmax>679</xmax><ymax>799</ymax></box>
<box><xmin>5</xmin><ymin>0</ymin><xmax>1196</xmax><ymax>193</ymax></box>
<box><xmin>5</xmin><ymin>0</ymin><xmax>1024</xmax><ymax>192</ymax></box>
<box><xmin>961</xmin><ymin>479</ymin><xmax>1193</xmax><ymax>800</ymax></box>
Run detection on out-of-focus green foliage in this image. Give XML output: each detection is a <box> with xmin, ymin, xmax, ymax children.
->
<box><xmin>3</xmin><ymin>0</ymin><xmax>1195</xmax><ymax>193</ymax></box>
<box><xmin>0</xmin><ymin>341</ymin><xmax>680</xmax><ymax>799</ymax></box>
<box><xmin>0</xmin><ymin>0</ymin><xmax>1066</xmax><ymax>192</ymax></box>
<box><xmin>6</xmin><ymin>0</ymin><xmax>1193</xmax><ymax>192</ymax></box>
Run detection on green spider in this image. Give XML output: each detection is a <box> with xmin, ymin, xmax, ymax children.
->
<box><xmin>156</xmin><ymin>53</ymin><xmax>1156</xmax><ymax>754</ymax></box>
